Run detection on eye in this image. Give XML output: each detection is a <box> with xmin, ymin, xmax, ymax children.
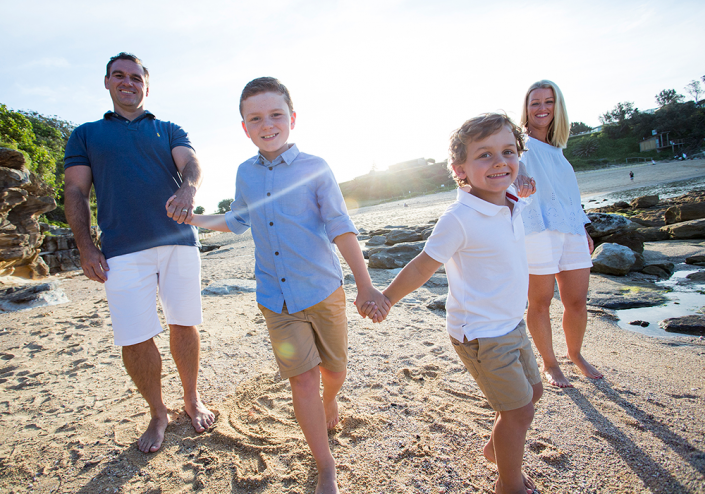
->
<box><xmin>478</xmin><ymin>152</ymin><xmax>490</xmax><ymax>159</ymax></box>
<box><xmin>503</xmin><ymin>149</ymin><xmax>515</xmax><ymax>155</ymax></box>
<box><xmin>250</xmin><ymin>116</ymin><xmax>260</xmax><ymax>122</ymax></box>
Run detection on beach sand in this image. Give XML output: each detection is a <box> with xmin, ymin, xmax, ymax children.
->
<box><xmin>1</xmin><ymin>161</ymin><xmax>704</xmax><ymax>493</ymax></box>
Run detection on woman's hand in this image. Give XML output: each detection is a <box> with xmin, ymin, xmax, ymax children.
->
<box><xmin>586</xmin><ymin>228</ymin><xmax>594</xmax><ymax>254</ymax></box>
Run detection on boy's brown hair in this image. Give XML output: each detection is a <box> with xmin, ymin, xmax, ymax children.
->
<box><xmin>239</xmin><ymin>77</ymin><xmax>294</xmax><ymax>117</ymax></box>
<box><xmin>448</xmin><ymin>113</ymin><xmax>526</xmax><ymax>187</ymax></box>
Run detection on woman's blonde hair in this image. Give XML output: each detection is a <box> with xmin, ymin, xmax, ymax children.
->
<box><xmin>520</xmin><ymin>80</ymin><xmax>569</xmax><ymax>148</ymax></box>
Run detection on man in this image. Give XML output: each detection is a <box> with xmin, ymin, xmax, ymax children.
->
<box><xmin>64</xmin><ymin>52</ymin><xmax>215</xmax><ymax>453</ymax></box>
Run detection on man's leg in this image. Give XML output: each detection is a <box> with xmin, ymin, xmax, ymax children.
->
<box><xmin>289</xmin><ymin>366</ymin><xmax>339</xmax><ymax>494</ymax></box>
<box><xmin>169</xmin><ymin>324</ymin><xmax>215</xmax><ymax>432</ymax></box>
<box><xmin>122</xmin><ymin>338</ymin><xmax>169</xmax><ymax>453</ymax></box>
<box><xmin>320</xmin><ymin>367</ymin><xmax>346</xmax><ymax>429</ymax></box>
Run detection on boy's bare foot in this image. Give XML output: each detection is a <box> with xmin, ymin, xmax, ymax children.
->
<box><xmin>138</xmin><ymin>414</ymin><xmax>169</xmax><ymax>453</ymax></box>
<box><xmin>569</xmin><ymin>353</ymin><xmax>603</xmax><ymax>380</ymax></box>
<box><xmin>315</xmin><ymin>464</ymin><xmax>340</xmax><ymax>494</ymax></box>
<box><xmin>323</xmin><ymin>397</ymin><xmax>340</xmax><ymax>430</ymax></box>
<box><xmin>184</xmin><ymin>399</ymin><xmax>216</xmax><ymax>433</ymax></box>
<box><xmin>543</xmin><ymin>365</ymin><xmax>572</xmax><ymax>388</ymax></box>
<box><xmin>484</xmin><ymin>439</ymin><xmax>538</xmax><ymax>494</ymax></box>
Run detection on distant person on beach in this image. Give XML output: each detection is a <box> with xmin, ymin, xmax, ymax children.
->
<box><xmin>520</xmin><ymin>80</ymin><xmax>602</xmax><ymax>388</ymax></box>
<box><xmin>63</xmin><ymin>52</ymin><xmax>215</xmax><ymax>453</ymax></box>
<box><xmin>365</xmin><ymin>113</ymin><xmax>543</xmax><ymax>494</ymax></box>
<box><xmin>630</xmin><ymin>171</ymin><xmax>634</xmax><ymax>180</ymax></box>
<box><xmin>178</xmin><ymin>77</ymin><xmax>389</xmax><ymax>494</ymax></box>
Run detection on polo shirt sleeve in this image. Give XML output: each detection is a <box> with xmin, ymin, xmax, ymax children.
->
<box><xmin>63</xmin><ymin>126</ymin><xmax>90</xmax><ymax>169</ymax></box>
<box><xmin>423</xmin><ymin>210</ymin><xmax>465</xmax><ymax>264</ymax></box>
<box><xmin>224</xmin><ymin>170</ymin><xmax>251</xmax><ymax>235</ymax></box>
<box><xmin>315</xmin><ymin>161</ymin><xmax>358</xmax><ymax>242</ymax></box>
<box><xmin>168</xmin><ymin>122</ymin><xmax>195</xmax><ymax>151</ymax></box>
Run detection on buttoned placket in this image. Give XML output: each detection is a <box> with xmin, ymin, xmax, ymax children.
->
<box><xmin>262</xmin><ymin>157</ymin><xmax>290</xmax><ymax>300</ymax></box>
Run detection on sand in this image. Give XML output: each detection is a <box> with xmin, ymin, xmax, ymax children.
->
<box><xmin>1</xmin><ymin>161</ymin><xmax>704</xmax><ymax>493</ymax></box>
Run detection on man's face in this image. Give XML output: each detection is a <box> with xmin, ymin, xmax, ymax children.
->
<box><xmin>241</xmin><ymin>92</ymin><xmax>296</xmax><ymax>162</ymax></box>
<box><xmin>104</xmin><ymin>59</ymin><xmax>149</xmax><ymax>113</ymax></box>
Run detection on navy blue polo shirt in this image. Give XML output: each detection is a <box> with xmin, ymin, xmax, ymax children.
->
<box><xmin>64</xmin><ymin>111</ymin><xmax>199</xmax><ymax>259</ymax></box>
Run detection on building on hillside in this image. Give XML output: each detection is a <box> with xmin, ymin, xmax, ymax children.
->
<box><xmin>639</xmin><ymin>131</ymin><xmax>683</xmax><ymax>153</ymax></box>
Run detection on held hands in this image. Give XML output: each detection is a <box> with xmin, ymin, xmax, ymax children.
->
<box><xmin>354</xmin><ymin>286</ymin><xmax>391</xmax><ymax>323</ymax></box>
<box><xmin>165</xmin><ymin>186</ymin><xmax>197</xmax><ymax>224</ymax></box>
<box><xmin>513</xmin><ymin>174</ymin><xmax>536</xmax><ymax>198</ymax></box>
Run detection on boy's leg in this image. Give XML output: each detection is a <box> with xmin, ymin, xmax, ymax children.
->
<box><xmin>320</xmin><ymin>367</ymin><xmax>346</xmax><ymax>429</ymax></box>
<box><xmin>289</xmin><ymin>366</ymin><xmax>339</xmax><ymax>494</ymax></box>
<box><xmin>493</xmin><ymin>402</ymin><xmax>535</xmax><ymax>494</ymax></box>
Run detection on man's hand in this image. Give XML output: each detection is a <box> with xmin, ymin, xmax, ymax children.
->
<box><xmin>354</xmin><ymin>286</ymin><xmax>391</xmax><ymax>323</ymax></box>
<box><xmin>80</xmin><ymin>243</ymin><xmax>109</xmax><ymax>283</ymax></box>
<box><xmin>167</xmin><ymin>146</ymin><xmax>202</xmax><ymax>224</ymax></box>
<box><xmin>166</xmin><ymin>191</ymin><xmax>196</xmax><ymax>224</ymax></box>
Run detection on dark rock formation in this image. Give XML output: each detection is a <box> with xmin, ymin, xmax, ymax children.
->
<box><xmin>659</xmin><ymin>315</ymin><xmax>705</xmax><ymax>335</ymax></box>
<box><xmin>586</xmin><ymin>213</ymin><xmax>636</xmax><ymax>238</ymax></box>
<box><xmin>597</xmin><ymin>230</ymin><xmax>645</xmax><ymax>253</ymax></box>
<box><xmin>0</xmin><ymin>147</ymin><xmax>57</xmax><ymax>278</ymax></box>
<box><xmin>587</xmin><ymin>290</ymin><xmax>667</xmax><ymax>309</ymax></box>
<box><xmin>641</xmin><ymin>262</ymin><xmax>675</xmax><ymax>278</ymax></box>
<box><xmin>630</xmin><ymin>194</ymin><xmax>659</xmax><ymax>209</ymax></box>
<box><xmin>368</xmin><ymin>241</ymin><xmax>425</xmax><ymax>269</ymax></box>
<box><xmin>685</xmin><ymin>255</ymin><xmax>705</xmax><ymax>266</ymax></box>
<box><xmin>664</xmin><ymin>203</ymin><xmax>705</xmax><ymax>225</ymax></box>
<box><xmin>385</xmin><ymin>229</ymin><xmax>423</xmax><ymax>245</ymax></box>
<box><xmin>0</xmin><ymin>281</ymin><xmax>68</xmax><ymax>312</ymax></box>
<box><xmin>661</xmin><ymin>218</ymin><xmax>705</xmax><ymax>240</ymax></box>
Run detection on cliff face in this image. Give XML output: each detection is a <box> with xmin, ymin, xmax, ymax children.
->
<box><xmin>0</xmin><ymin>147</ymin><xmax>57</xmax><ymax>278</ymax></box>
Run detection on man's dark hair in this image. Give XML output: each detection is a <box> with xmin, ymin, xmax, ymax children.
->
<box><xmin>106</xmin><ymin>52</ymin><xmax>150</xmax><ymax>87</ymax></box>
<box><xmin>239</xmin><ymin>77</ymin><xmax>293</xmax><ymax>117</ymax></box>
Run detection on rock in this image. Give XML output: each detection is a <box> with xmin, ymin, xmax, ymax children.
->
<box><xmin>201</xmin><ymin>279</ymin><xmax>257</xmax><ymax>295</ymax></box>
<box><xmin>629</xmin><ymin>320</ymin><xmax>649</xmax><ymax>327</ymax></box>
<box><xmin>664</xmin><ymin>203</ymin><xmax>705</xmax><ymax>225</ymax></box>
<box><xmin>385</xmin><ymin>229</ymin><xmax>423</xmax><ymax>245</ymax></box>
<box><xmin>368</xmin><ymin>229</ymin><xmax>392</xmax><ymax>237</ymax></box>
<box><xmin>423</xmin><ymin>273</ymin><xmax>448</xmax><ymax>287</ymax></box>
<box><xmin>365</xmin><ymin>235</ymin><xmax>387</xmax><ymax>246</ymax></box>
<box><xmin>685</xmin><ymin>255</ymin><xmax>705</xmax><ymax>266</ymax></box>
<box><xmin>344</xmin><ymin>273</ymin><xmax>355</xmax><ymax>284</ymax></box>
<box><xmin>426</xmin><ymin>295</ymin><xmax>446</xmax><ymax>311</ymax></box>
<box><xmin>587</xmin><ymin>290</ymin><xmax>667</xmax><ymax>309</ymax></box>
<box><xmin>613</xmin><ymin>201</ymin><xmax>630</xmax><ymax>209</ymax></box>
<box><xmin>585</xmin><ymin>213</ymin><xmax>636</xmax><ymax>238</ymax></box>
<box><xmin>641</xmin><ymin>262</ymin><xmax>675</xmax><ymax>279</ymax></box>
<box><xmin>590</xmin><ymin>243</ymin><xmax>637</xmax><ymax>275</ymax></box>
<box><xmin>368</xmin><ymin>242</ymin><xmax>425</xmax><ymax>269</ymax></box>
<box><xmin>685</xmin><ymin>271</ymin><xmax>705</xmax><ymax>282</ymax></box>
<box><xmin>597</xmin><ymin>231</ymin><xmax>645</xmax><ymax>253</ymax></box>
<box><xmin>635</xmin><ymin>227</ymin><xmax>671</xmax><ymax>242</ymax></box>
<box><xmin>0</xmin><ymin>281</ymin><xmax>69</xmax><ymax>312</ymax></box>
<box><xmin>630</xmin><ymin>194</ymin><xmax>659</xmax><ymax>209</ymax></box>
<box><xmin>660</xmin><ymin>218</ymin><xmax>705</xmax><ymax>240</ymax></box>
<box><xmin>421</xmin><ymin>227</ymin><xmax>434</xmax><ymax>240</ymax></box>
<box><xmin>199</xmin><ymin>244</ymin><xmax>220</xmax><ymax>253</ymax></box>
<box><xmin>659</xmin><ymin>315</ymin><xmax>705</xmax><ymax>335</ymax></box>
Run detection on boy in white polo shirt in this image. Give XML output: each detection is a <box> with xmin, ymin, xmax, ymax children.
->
<box><xmin>366</xmin><ymin>113</ymin><xmax>543</xmax><ymax>494</ymax></box>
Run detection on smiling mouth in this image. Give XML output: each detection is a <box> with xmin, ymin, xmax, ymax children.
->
<box><xmin>262</xmin><ymin>133</ymin><xmax>278</xmax><ymax>140</ymax></box>
<box><xmin>488</xmin><ymin>172</ymin><xmax>510</xmax><ymax>178</ymax></box>
<box><xmin>536</xmin><ymin>113</ymin><xmax>549</xmax><ymax>117</ymax></box>
<box><xmin>119</xmin><ymin>89</ymin><xmax>135</xmax><ymax>94</ymax></box>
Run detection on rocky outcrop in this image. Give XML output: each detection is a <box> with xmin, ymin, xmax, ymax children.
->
<box><xmin>590</xmin><ymin>243</ymin><xmax>637</xmax><ymax>275</ymax></box>
<box><xmin>660</xmin><ymin>218</ymin><xmax>705</xmax><ymax>240</ymax></box>
<box><xmin>630</xmin><ymin>194</ymin><xmax>659</xmax><ymax>209</ymax></box>
<box><xmin>0</xmin><ymin>281</ymin><xmax>69</xmax><ymax>312</ymax></box>
<box><xmin>368</xmin><ymin>241</ymin><xmax>425</xmax><ymax>269</ymax></box>
<box><xmin>659</xmin><ymin>315</ymin><xmax>705</xmax><ymax>335</ymax></box>
<box><xmin>586</xmin><ymin>213</ymin><xmax>637</xmax><ymax>238</ymax></box>
<box><xmin>664</xmin><ymin>203</ymin><xmax>705</xmax><ymax>225</ymax></box>
<box><xmin>0</xmin><ymin>148</ymin><xmax>57</xmax><ymax>278</ymax></box>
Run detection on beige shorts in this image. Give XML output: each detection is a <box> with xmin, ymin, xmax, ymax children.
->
<box><xmin>450</xmin><ymin>320</ymin><xmax>541</xmax><ymax>412</ymax></box>
<box><xmin>258</xmin><ymin>286</ymin><xmax>348</xmax><ymax>380</ymax></box>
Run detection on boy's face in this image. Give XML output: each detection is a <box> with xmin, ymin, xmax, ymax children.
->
<box><xmin>241</xmin><ymin>91</ymin><xmax>296</xmax><ymax>162</ymax></box>
<box><xmin>452</xmin><ymin>125</ymin><xmax>519</xmax><ymax>205</ymax></box>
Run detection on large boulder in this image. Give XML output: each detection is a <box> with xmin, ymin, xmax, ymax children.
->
<box><xmin>635</xmin><ymin>227</ymin><xmax>670</xmax><ymax>242</ymax></box>
<box><xmin>659</xmin><ymin>315</ymin><xmax>705</xmax><ymax>335</ymax></box>
<box><xmin>641</xmin><ymin>262</ymin><xmax>675</xmax><ymax>278</ymax></box>
<box><xmin>368</xmin><ymin>241</ymin><xmax>425</xmax><ymax>269</ymax></box>
<box><xmin>597</xmin><ymin>230</ymin><xmax>645</xmax><ymax>253</ymax></box>
<box><xmin>0</xmin><ymin>148</ymin><xmax>56</xmax><ymax>278</ymax></box>
<box><xmin>685</xmin><ymin>255</ymin><xmax>705</xmax><ymax>266</ymax></box>
<box><xmin>365</xmin><ymin>235</ymin><xmax>387</xmax><ymax>247</ymax></box>
<box><xmin>585</xmin><ymin>213</ymin><xmax>637</xmax><ymax>238</ymax></box>
<box><xmin>630</xmin><ymin>194</ymin><xmax>659</xmax><ymax>209</ymax></box>
<box><xmin>590</xmin><ymin>243</ymin><xmax>637</xmax><ymax>275</ymax></box>
<box><xmin>664</xmin><ymin>203</ymin><xmax>705</xmax><ymax>225</ymax></box>
<box><xmin>385</xmin><ymin>229</ymin><xmax>423</xmax><ymax>245</ymax></box>
<box><xmin>660</xmin><ymin>218</ymin><xmax>705</xmax><ymax>240</ymax></box>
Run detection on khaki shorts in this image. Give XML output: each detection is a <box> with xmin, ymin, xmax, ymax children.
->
<box><xmin>450</xmin><ymin>320</ymin><xmax>541</xmax><ymax>412</ymax></box>
<box><xmin>258</xmin><ymin>287</ymin><xmax>348</xmax><ymax>380</ymax></box>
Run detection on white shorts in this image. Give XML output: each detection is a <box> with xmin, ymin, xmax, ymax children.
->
<box><xmin>103</xmin><ymin>245</ymin><xmax>203</xmax><ymax>346</ymax></box>
<box><xmin>525</xmin><ymin>230</ymin><xmax>593</xmax><ymax>275</ymax></box>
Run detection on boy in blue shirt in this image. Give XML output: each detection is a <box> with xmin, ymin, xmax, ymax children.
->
<box><xmin>175</xmin><ymin>77</ymin><xmax>388</xmax><ymax>494</ymax></box>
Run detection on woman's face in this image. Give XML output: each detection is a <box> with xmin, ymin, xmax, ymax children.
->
<box><xmin>526</xmin><ymin>87</ymin><xmax>555</xmax><ymax>132</ymax></box>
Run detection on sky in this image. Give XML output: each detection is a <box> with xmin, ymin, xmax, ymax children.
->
<box><xmin>2</xmin><ymin>0</ymin><xmax>704</xmax><ymax>213</ymax></box>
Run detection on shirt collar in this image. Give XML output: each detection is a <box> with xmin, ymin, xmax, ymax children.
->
<box><xmin>257</xmin><ymin>143</ymin><xmax>300</xmax><ymax>167</ymax></box>
<box><xmin>456</xmin><ymin>187</ymin><xmax>528</xmax><ymax>216</ymax></box>
<box><xmin>104</xmin><ymin>110</ymin><xmax>155</xmax><ymax>123</ymax></box>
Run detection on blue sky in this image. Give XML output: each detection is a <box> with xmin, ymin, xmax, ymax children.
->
<box><xmin>2</xmin><ymin>0</ymin><xmax>704</xmax><ymax>212</ymax></box>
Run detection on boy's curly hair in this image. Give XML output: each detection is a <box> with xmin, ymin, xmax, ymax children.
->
<box><xmin>239</xmin><ymin>77</ymin><xmax>294</xmax><ymax>117</ymax></box>
<box><xmin>447</xmin><ymin>113</ymin><xmax>526</xmax><ymax>187</ymax></box>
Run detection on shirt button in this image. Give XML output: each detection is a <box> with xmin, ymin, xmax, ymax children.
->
<box><xmin>275</xmin><ymin>251</ymin><xmax>279</xmax><ymax>255</ymax></box>
<box><xmin>267</xmin><ymin>192</ymin><xmax>271</xmax><ymax>196</ymax></box>
<box><xmin>281</xmin><ymin>278</ymin><xmax>286</xmax><ymax>282</ymax></box>
<box><xmin>269</xmin><ymin>222</ymin><xmax>273</xmax><ymax>226</ymax></box>
<box><xmin>268</xmin><ymin>167</ymin><xmax>273</xmax><ymax>170</ymax></box>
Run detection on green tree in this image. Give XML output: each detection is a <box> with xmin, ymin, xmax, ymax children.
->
<box><xmin>216</xmin><ymin>198</ymin><xmax>233</xmax><ymax>214</ymax></box>
<box><xmin>685</xmin><ymin>80</ymin><xmax>703</xmax><ymax>105</ymax></box>
<box><xmin>194</xmin><ymin>205</ymin><xmax>205</xmax><ymax>215</ymax></box>
<box><xmin>570</xmin><ymin>121</ymin><xmax>591</xmax><ymax>135</ymax></box>
<box><xmin>599</xmin><ymin>102</ymin><xmax>638</xmax><ymax>138</ymax></box>
<box><xmin>655</xmin><ymin>89</ymin><xmax>684</xmax><ymax>107</ymax></box>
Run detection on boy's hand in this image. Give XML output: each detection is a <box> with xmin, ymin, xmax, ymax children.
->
<box><xmin>359</xmin><ymin>300</ymin><xmax>390</xmax><ymax>323</ymax></box>
<box><xmin>354</xmin><ymin>286</ymin><xmax>391</xmax><ymax>323</ymax></box>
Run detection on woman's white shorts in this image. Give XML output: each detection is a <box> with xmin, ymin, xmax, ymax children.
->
<box><xmin>103</xmin><ymin>245</ymin><xmax>202</xmax><ymax>346</ymax></box>
<box><xmin>524</xmin><ymin>230</ymin><xmax>593</xmax><ymax>276</ymax></box>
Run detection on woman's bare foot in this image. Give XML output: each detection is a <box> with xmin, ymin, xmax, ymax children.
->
<box><xmin>484</xmin><ymin>439</ymin><xmax>538</xmax><ymax>493</ymax></box>
<box><xmin>184</xmin><ymin>399</ymin><xmax>215</xmax><ymax>433</ymax></box>
<box><xmin>543</xmin><ymin>365</ymin><xmax>572</xmax><ymax>388</ymax></box>
<box><xmin>315</xmin><ymin>463</ymin><xmax>340</xmax><ymax>494</ymax></box>
<box><xmin>138</xmin><ymin>413</ymin><xmax>169</xmax><ymax>453</ymax></box>
<box><xmin>569</xmin><ymin>353</ymin><xmax>603</xmax><ymax>379</ymax></box>
<box><xmin>323</xmin><ymin>397</ymin><xmax>340</xmax><ymax>430</ymax></box>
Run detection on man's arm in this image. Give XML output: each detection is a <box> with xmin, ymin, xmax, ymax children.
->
<box><xmin>166</xmin><ymin>146</ymin><xmax>203</xmax><ymax>224</ymax></box>
<box><xmin>64</xmin><ymin>166</ymin><xmax>109</xmax><ymax>283</ymax></box>
<box><xmin>333</xmin><ymin>232</ymin><xmax>391</xmax><ymax>323</ymax></box>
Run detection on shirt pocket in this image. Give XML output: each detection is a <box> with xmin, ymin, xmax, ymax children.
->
<box><xmin>280</xmin><ymin>185</ymin><xmax>311</xmax><ymax>217</ymax></box>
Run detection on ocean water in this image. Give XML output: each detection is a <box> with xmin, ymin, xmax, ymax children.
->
<box><xmin>583</xmin><ymin>175</ymin><xmax>705</xmax><ymax>207</ymax></box>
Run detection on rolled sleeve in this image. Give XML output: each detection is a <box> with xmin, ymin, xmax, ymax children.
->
<box><xmin>224</xmin><ymin>191</ymin><xmax>251</xmax><ymax>234</ymax></box>
<box><xmin>316</xmin><ymin>164</ymin><xmax>358</xmax><ymax>242</ymax></box>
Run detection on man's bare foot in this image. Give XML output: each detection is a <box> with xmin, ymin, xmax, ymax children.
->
<box><xmin>138</xmin><ymin>414</ymin><xmax>169</xmax><ymax>453</ymax></box>
<box><xmin>543</xmin><ymin>365</ymin><xmax>572</xmax><ymax>388</ymax></box>
<box><xmin>184</xmin><ymin>399</ymin><xmax>215</xmax><ymax>433</ymax></box>
<box><xmin>485</xmin><ymin>439</ymin><xmax>537</xmax><ymax>494</ymax></box>
<box><xmin>569</xmin><ymin>353</ymin><xmax>603</xmax><ymax>380</ymax></box>
<box><xmin>323</xmin><ymin>397</ymin><xmax>340</xmax><ymax>430</ymax></box>
<box><xmin>315</xmin><ymin>464</ymin><xmax>340</xmax><ymax>494</ymax></box>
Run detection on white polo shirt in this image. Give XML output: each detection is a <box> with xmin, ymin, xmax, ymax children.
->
<box><xmin>424</xmin><ymin>188</ymin><xmax>529</xmax><ymax>342</ymax></box>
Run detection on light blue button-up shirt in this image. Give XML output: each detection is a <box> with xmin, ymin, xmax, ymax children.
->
<box><xmin>224</xmin><ymin>144</ymin><xmax>358</xmax><ymax>314</ymax></box>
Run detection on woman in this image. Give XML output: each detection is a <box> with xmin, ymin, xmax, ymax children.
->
<box><xmin>518</xmin><ymin>80</ymin><xmax>602</xmax><ymax>388</ymax></box>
